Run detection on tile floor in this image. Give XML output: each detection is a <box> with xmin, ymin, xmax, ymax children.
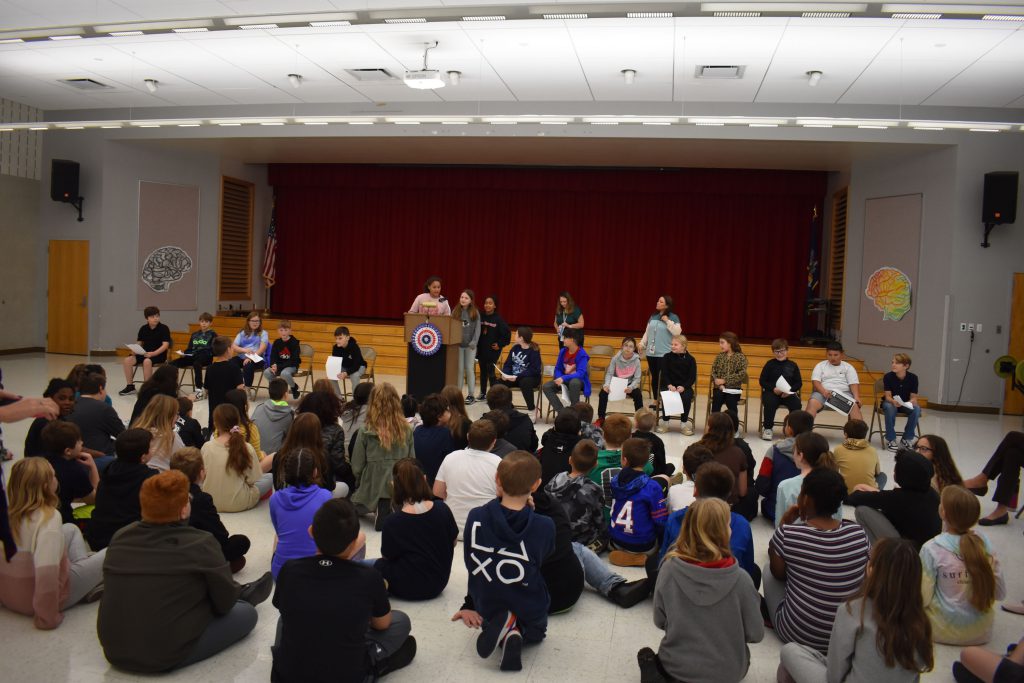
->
<box><xmin>0</xmin><ymin>352</ymin><xmax>1022</xmax><ymax>683</ymax></box>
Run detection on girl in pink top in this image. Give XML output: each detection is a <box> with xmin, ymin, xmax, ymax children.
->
<box><xmin>0</xmin><ymin>457</ymin><xmax>105</xmax><ymax>629</ymax></box>
<box><xmin>408</xmin><ymin>276</ymin><xmax>452</xmax><ymax>316</ymax></box>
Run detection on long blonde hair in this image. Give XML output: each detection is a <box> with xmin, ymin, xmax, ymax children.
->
<box><xmin>133</xmin><ymin>394</ymin><xmax>179</xmax><ymax>458</ymax></box>
<box><xmin>365</xmin><ymin>382</ymin><xmax>410</xmax><ymax>451</ymax></box>
<box><xmin>7</xmin><ymin>457</ymin><xmax>59</xmax><ymax>545</ymax></box>
<box><xmin>666</xmin><ymin>497</ymin><xmax>732</xmax><ymax>564</ymax></box>
<box><xmin>941</xmin><ymin>485</ymin><xmax>997</xmax><ymax>612</ymax></box>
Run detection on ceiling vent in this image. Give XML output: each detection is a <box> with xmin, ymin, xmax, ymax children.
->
<box><xmin>695</xmin><ymin>65</ymin><xmax>745</xmax><ymax>79</ymax></box>
<box><xmin>59</xmin><ymin>78</ymin><xmax>114</xmax><ymax>90</ymax></box>
<box><xmin>345</xmin><ymin>68</ymin><xmax>397</xmax><ymax>81</ymax></box>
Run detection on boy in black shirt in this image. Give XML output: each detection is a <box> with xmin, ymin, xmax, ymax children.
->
<box><xmin>204</xmin><ymin>337</ymin><xmax>244</xmax><ymax>431</ymax></box>
<box><xmin>329</xmin><ymin>326</ymin><xmax>367</xmax><ymax>399</ymax></box>
<box><xmin>176</xmin><ymin>396</ymin><xmax>206</xmax><ymax>448</ymax></box>
<box><xmin>41</xmin><ymin>420</ymin><xmax>98</xmax><ymax>523</ymax></box>
<box><xmin>758</xmin><ymin>338</ymin><xmax>803</xmax><ymax>441</ymax></box>
<box><xmin>120</xmin><ymin>305</ymin><xmax>173</xmax><ymax>396</ymax></box>
<box><xmin>85</xmin><ymin>428</ymin><xmax>158</xmax><ymax>550</ymax></box>
<box><xmin>264</xmin><ymin>320</ymin><xmax>303</xmax><ymax>400</ymax></box>
<box><xmin>272</xmin><ymin>499</ymin><xmax>416</xmax><ymax>683</ymax></box>
<box><xmin>171</xmin><ymin>312</ymin><xmax>217</xmax><ymax>399</ymax></box>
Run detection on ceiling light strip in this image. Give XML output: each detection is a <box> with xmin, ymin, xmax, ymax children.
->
<box><xmin>714</xmin><ymin>12</ymin><xmax>761</xmax><ymax>17</ymax></box>
<box><xmin>384</xmin><ymin>18</ymin><xmax>427</xmax><ymax>24</ymax></box>
<box><xmin>890</xmin><ymin>12</ymin><xmax>941</xmax><ymax>18</ymax></box>
<box><xmin>543</xmin><ymin>13</ymin><xmax>588</xmax><ymax>19</ymax></box>
<box><xmin>462</xmin><ymin>16</ymin><xmax>506</xmax><ymax>21</ymax></box>
<box><xmin>309</xmin><ymin>21</ymin><xmax>351</xmax><ymax>26</ymax></box>
<box><xmin>802</xmin><ymin>11</ymin><xmax>851</xmax><ymax>17</ymax></box>
<box><xmin>627</xmin><ymin>12</ymin><xmax>673</xmax><ymax>18</ymax></box>
<box><xmin>171</xmin><ymin>27</ymin><xmax>209</xmax><ymax>33</ymax></box>
<box><xmin>238</xmin><ymin>24</ymin><xmax>279</xmax><ymax>30</ymax></box>
<box><xmin>983</xmin><ymin>14</ymin><xmax>1024</xmax><ymax>21</ymax></box>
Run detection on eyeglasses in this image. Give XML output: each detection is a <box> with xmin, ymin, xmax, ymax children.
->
<box><xmin>914</xmin><ymin>444</ymin><xmax>933</xmax><ymax>454</ymax></box>
<box><xmin>774</xmin><ymin>349</ymin><xmax>788</xmax><ymax>355</ymax></box>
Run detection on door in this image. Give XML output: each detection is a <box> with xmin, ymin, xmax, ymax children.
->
<box><xmin>47</xmin><ymin>240</ymin><xmax>89</xmax><ymax>355</ymax></box>
<box><xmin>1007</xmin><ymin>272</ymin><xmax>1024</xmax><ymax>415</ymax></box>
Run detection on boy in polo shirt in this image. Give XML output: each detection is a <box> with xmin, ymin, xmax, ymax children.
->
<box><xmin>806</xmin><ymin>341</ymin><xmax>863</xmax><ymax>420</ymax></box>
<box><xmin>120</xmin><ymin>305</ymin><xmax>173</xmax><ymax>396</ymax></box>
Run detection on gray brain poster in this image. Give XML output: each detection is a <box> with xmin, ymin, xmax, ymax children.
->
<box><xmin>136</xmin><ymin>181</ymin><xmax>199</xmax><ymax>310</ymax></box>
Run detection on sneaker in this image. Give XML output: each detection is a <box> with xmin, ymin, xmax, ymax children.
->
<box><xmin>376</xmin><ymin>636</ymin><xmax>417</xmax><ymax>677</ymax></box>
<box><xmin>637</xmin><ymin>647</ymin><xmax>666</xmax><ymax>683</ymax></box>
<box><xmin>899</xmin><ymin>439</ymin><xmax>913</xmax><ymax>450</ymax></box>
<box><xmin>291</xmin><ymin>386</ymin><xmax>300</xmax><ymax>400</ymax></box>
<box><xmin>609</xmin><ymin>579</ymin><xmax>650</xmax><ymax>608</ymax></box>
<box><xmin>465</xmin><ymin>395</ymin><xmax>476</xmax><ymax>405</ymax></box>
<box><xmin>193</xmin><ymin>389</ymin><xmax>205</xmax><ymax>401</ymax></box>
<box><xmin>655</xmin><ymin>422</ymin><xmax>668</xmax><ymax>434</ymax></box>
<box><xmin>761</xmin><ymin>428</ymin><xmax>773</xmax><ymax>441</ymax></box>
<box><xmin>238</xmin><ymin>571</ymin><xmax>273</xmax><ymax>606</ymax></box>
<box><xmin>681</xmin><ymin>423</ymin><xmax>695</xmax><ymax>437</ymax></box>
<box><xmin>499</xmin><ymin>629</ymin><xmax>523</xmax><ymax>672</ymax></box>
<box><xmin>477</xmin><ymin>611</ymin><xmax>517</xmax><ymax>659</ymax></box>
<box><xmin>886</xmin><ymin>439</ymin><xmax>899</xmax><ymax>452</ymax></box>
<box><xmin>476</xmin><ymin>393</ymin><xmax>486</xmax><ymax>401</ymax></box>
<box><xmin>118</xmin><ymin>384</ymin><xmax>136</xmax><ymax>396</ymax></box>
<box><xmin>82</xmin><ymin>584</ymin><xmax>104</xmax><ymax>604</ymax></box>
<box><xmin>609</xmin><ymin>550</ymin><xmax>649</xmax><ymax>567</ymax></box>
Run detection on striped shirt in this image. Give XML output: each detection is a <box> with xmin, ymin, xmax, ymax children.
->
<box><xmin>769</xmin><ymin>520</ymin><xmax>870</xmax><ymax>653</ymax></box>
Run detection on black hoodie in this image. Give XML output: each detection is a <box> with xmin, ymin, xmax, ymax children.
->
<box><xmin>503</xmin><ymin>407</ymin><xmax>539</xmax><ymax>454</ymax></box>
<box><xmin>846</xmin><ymin>449</ymin><xmax>941</xmax><ymax>549</ymax></box>
<box><xmin>86</xmin><ymin>460</ymin><xmax>159</xmax><ymax>550</ymax></box>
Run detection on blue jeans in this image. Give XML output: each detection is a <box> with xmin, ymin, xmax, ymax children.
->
<box><xmin>882</xmin><ymin>401</ymin><xmax>920</xmax><ymax>442</ymax></box>
<box><xmin>571</xmin><ymin>542</ymin><xmax>624</xmax><ymax>596</ymax></box>
<box><xmin>263</xmin><ymin>365</ymin><xmax>297</xmax><ymax>390</ymax></box>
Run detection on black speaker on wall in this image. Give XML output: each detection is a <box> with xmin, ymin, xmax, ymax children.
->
<box><xmin>982</xmin><ymin>171</ymin><xmax>1018</xmax><ymax>225</ymax></box>
<box><xmin>50</xmin><ymin>159</ymin><xmax>80</xmax><ymax>202</ymax></box>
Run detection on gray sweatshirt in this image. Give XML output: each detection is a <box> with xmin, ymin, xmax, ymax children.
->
<box><xmin>250</xmin><ymin>400</ymin><xmax>293</xmax><ymax>454</ymax></box>
<box><xmin>653</xmin><ymin>557</ymin><xmax>764</xmax><ymax>683</ymax></box>
<box><xmin>601</xmin><ymin>351</ymin><xmax>642</xmax><ymax>390</ymax></box>
<box><xmin>459</xmin><ymin>309</ymin><xmax>481</xmax><ymax>349</ymax></box>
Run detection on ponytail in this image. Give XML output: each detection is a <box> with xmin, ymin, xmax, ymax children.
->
<box><xmin>940</xmin><ymin>485</ymin><xmax>997</xmax><ymax>612</ymax></box>
<box><xmin>794</xmin><ymin>432</ymin><xmax>836</xmax><ymax>471</ymax></box>
<box><xmin>281</xmin><ymin>447</ymin><xmax>317</xmax><ymax>488</ymax></box>
<box><xmin>213</xmin><ymin>404</ymin><xmax>252</xmax><ymax>477</ymax></box>
<box><xmin>518</xmin><ymin>326</ymin><xmax>540</xmax><ymax>352</ymax></box>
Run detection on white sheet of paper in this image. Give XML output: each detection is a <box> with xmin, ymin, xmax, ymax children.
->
<box><xmin>494</xmin><ymin>364</ymin><xmax>514</xmax><ymax>381</ymax></box>
<box><xmin>326</xmin><ymin>356</ymin><xmax>344</xmax><ymax>378</ymax></box>
<box><xmin>721</xmin><ymin>387</ymin><xmax>742</xmax><ymax>395</ymax></box>
<box><xmin>125</xmin><ymin>343</ymin><xmax>146</xmax><ymax>355</ymax></box>
<box><xmin>893</xmin><ymin>395</ymin><xmax>908</xmax><ymax>408</ymax></box>
<box><xmin>560</xmin><ymin>385</ymin><xmax>570</xmax><ymax>405</ymax></box>
<box><xmin>661</xmin><ymin>390</ymin><xmax>684</xmax><ymax>416</ymax></box>
<box><xmin>245</xmin><ymin>353</ymin><xmax>263</xmax><ymax>363</ymax></box>
<box><xmin>176</xmin><ymin>350</ymin><xmax>185</xmax><ymax>356</ymax></box>
<box><xmin>608</xmin><ymin>376</ymin><xmax>628</xmax><ymax>401</ymax></box>
<box><xmin>775</xmin><ymin>376</ymin><xmax>793</xmax><ymax>396</ymax></box>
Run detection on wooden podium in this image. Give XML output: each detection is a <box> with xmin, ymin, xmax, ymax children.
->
<box><xmin>404</xmin><ymin>312</ymin><xmax>460</xmax><ymax>401</ymax></box>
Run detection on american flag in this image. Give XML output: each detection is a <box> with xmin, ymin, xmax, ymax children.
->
<box><xmin>262</xmin><ymin>205</ymin><xmax>277</xmax><ymax>288</ymax></box>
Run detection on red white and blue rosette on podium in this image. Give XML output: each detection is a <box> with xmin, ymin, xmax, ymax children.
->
<box><xmin>411</xmin><ymin>323</ymin><xmax>443</xmax><ymax>357</ymax></box>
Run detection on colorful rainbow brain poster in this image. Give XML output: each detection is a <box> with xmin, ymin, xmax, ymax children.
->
<box><xmin>864</xmin><ymin>266</ymin><xmax>912</xmax><ymax>321</ymax></box>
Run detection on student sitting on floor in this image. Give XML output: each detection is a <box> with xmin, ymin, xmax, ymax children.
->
<box><xmin>98</xmin><ymin>471</ymin><xmax>273</xmax><ymax>673</ymax></box>
<box><xmin>85</xmin><ymin>428</ymin><xmax>158</xmax><ymax>551</ymax></box>
<box><xmin>0</xmin><ymin>457</ymin><xmax>106</xmax><ymax>629</ymax></box>
<box><xmin>484</xmin><ymin>383</ymin><xmax>538</xmax><ymax>453</ymax></box>
<box><xmin>272</xmin><ymin>498</ymin><xmax>416</xmax><ymax>683</ymax></box>
<box><xmin>833</xmin><ymin>418</ymin><xmax>885</xmax><ymax>494</ymax></box>
<box><xmin>575</xmin><ymin>401</ymin><xmax>605</xmax><ymax>449</ymax></box>
<box><xmin>921</xmin><ymin>485</ymin><xmax>1005</xmax><ymax>646</ymax></box>
<box><xmin>433</xmin><ymin>420</ymin><xmax>502</xmax><ymax>539</ymax></box>
<box><xmin>41</xmin><ymin>421</ymin><xmax>98</xmax><ymax>524</ymax></box>
<box><xmin>544</xmin><ymin>439</ymin><xmax>607</xmax><ymax>553</ymax></box>
<box><xmin>608</xmin><ymin>438</ymin><xmax>668</xmax><ymax>567</ymax></box>
<box><xmin>351</xmin><ymin>383</ymin><xmax>416</xmax><ymax>531</ymax></box>
<box><xmin>764</xmin><ymin>468</ymin><xmax>871</xmax><ymax>654</ymax></box>
<box><xmin>203</xmin><ymin>336</ymin><xmax>244</xmax><ymax>432</ymax></box>
<box><xmin>200</xmin><ymin>404</ymin><xmax>273</xmax><ymax>513</ymax></box>
<box><xmin>779</xmin><ymin>537</ymin><xmax>934</xmax><ymax>683</ymax></box>
<box><xmin>412</xmin><ymin>393</ymin><xmax>455</xmax><ymax>486</ymax></box>
<box><xmin>953</xmin><ymin>634</ymin><xmax>1024</xmax><ymax>683</ymax></box>
<box><xmin>755</xmin><ymin>410</ymin><xmax>814</xmax><ymax>522</ymax></box>
<box><xmin>637</xmin><ymin>497</ymin><xmax>764</xmax><ymax>683</ymax></box>
<box><xmin>22</xmin><ymin>378</ymin><xmax>75</xmax><ymax>458</ymax></box>
<box><xmin>846</xmin><ymin>449</ymin><xmax>941</xmax><ymax>549</ymax></box>
<box><xmin>666</xmin><ymin>443</ymin><xmax>714</xmax><ymax>512</ymax></box>
<box><xmin>537</xmin><ymin>407</ymin><xmax>581</xmax><ymax>487</ymax></box>
<box><xmin>589</xmin><ymin>414</ymin><xmax>650</xmax><ymax>512</ymax></box>
<box><xmin>67</xmin><ymin>372</ymin><xmax>124</xmax><ymax>468</ymax></box>
<box><xmin>481</xmin><ymin>410</ymin><xmax>515</xmax><ymax>458</ymax></box>
<box><xmin>774</xmin><ymin>432</ymin><xmax>844</xmax><ymax>528</ymax></box>
<box><xmin>132</xmin><ymin>394</ymin><xmax>185</xmax><ymax>472</ymax></box>
<box><xmin>631</xmin><ymin>408</ymin><xmax>671</xmax><ymax>477</ymax></box>
<box><xmin>251</xmin><ymin>378</ymin><xmax>294</xmax><ymax>456</ymax></box>
<box><xmin>453</xmin><ymin>451</ymin><xmax>554</xmax><ymax>672</ymax></box>
<box><xmin>270</xmin><ymin>448</ymin><xmax>334</xmax><ymax>580</ymax></box>
<box><xmin>171</xmin><ymin>447</ymin><xmax>250</xmax><ymax>573</ymax></box>
<box><xmin>176</xmin><ymin>397</ymin><xmax>206</xmax><ymax>449</ymax></box>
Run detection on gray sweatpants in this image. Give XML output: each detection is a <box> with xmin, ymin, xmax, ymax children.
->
<box><xmin>762</xmin><ymin>564</ymin><xmax>786</xmax><ymax>633</ymax></box>
<box><xmin>329</xmin><ymin>367</ymin><xmax>365</xmax><ymax>399</ymax></box>
<box><xmin>854</xmin><ymin>506</ymin><xmax>899</xmax><ymax>546</ymax></box>
<box><xmin>61</xmin><ymin>523</ymin><xmax>105</xmax><ymax>609</ymax></box>
<box><xmin>175</xmin><ymin>601</ymin><xmax>259</xmax><ymax>669</ymax></box>
<box><xmin>779</xmin><ymin>642</ymin><xmax>828</xmax><ymax>683</ymax></box>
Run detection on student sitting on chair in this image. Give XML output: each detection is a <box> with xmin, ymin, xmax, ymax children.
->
<box><xmin>758</xmin><ymin>338</ymin><xmax>802</xmax><ymax>441</ymax></box>
<box><xmin>169</xmin><ymin>312</ymin><xmax>216</xmax><ymax>401</ymax></box>
<box><xmin>263</xmin><ymin>320</ymin><xmax>302</xmax><ymax>400</ymax></box>
<box><xmin>542</xmin><ymin>329</ymin><xmax>590</xmax><ymax>412</ymax></box>
<box><xmin>120</xmin><ymin>306</ymin><xmax>172</xmax><ymax>396</ymax></box>
<box><xmin>881</xmin><ymin>353</ymin><xmax>921</xmax><ymax>451</ymax></box>
<box><xmin>806</xmin><ymin>341</ymin><xmax>863</xmax><ymax>421</ymax></box>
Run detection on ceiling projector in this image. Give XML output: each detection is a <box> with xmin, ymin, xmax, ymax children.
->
<box><xmin>403</xmin><ymin>70</ymin><xmax>445</xmax><ymax>89</ymax></box>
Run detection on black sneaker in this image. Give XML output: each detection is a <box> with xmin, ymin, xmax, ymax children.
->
<box><xmin>475</xmin><ymin>393</ymin><xmax>486</xmax><ymax>401</ymax></box>
<box><xmin>477</xmin><ymin>611</ymin><xmax>516</xmax><ymax>658</ymax></box>
<box><xmin>637</xmin><ymin>647</ymin><xmax>666</xmax><ymax>683</ymax></box>
<box><xmin>118</xmin><ymin>384</ymin><xmax>136</xmax><ymax>396</ymax></box>
<box><xmin>499</xmin><ymin>629</ymin><xmax>523</xmax><ymax>671</ymax></box>
<box><xmin>291</xmin><ymin>386</ymin><xmax>300</xmax><ymax>400</ymax></box>
<box><xmin>238</xmin><ymin>571</ymin><xmax>273</xmax><ymax>606</ymax></box>
<box><xmin>376</xmin><ymin>636</ymin><xmax>417</xmax><ymax>677</ymax></box>
<box><xmin>465</xmin><ymin>395</ymin><xmax>476</xmax><ymax>405</ymax></box>
<box><xmin>609</xmin><ymin>579</ymin><xmax>650</xmax><ymax>608</ymax></box>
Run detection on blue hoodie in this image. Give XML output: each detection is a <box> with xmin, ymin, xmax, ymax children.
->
<box><xmin>464</xmin><ymin>499</ymin><xmax>555</xmax><ymax>632</ymax></box>
<box><xmin>270</xmin><ymin>484</ymin><xmax>332</xmax><ymax>579</ymax></box>
<box><xmin>553</xmin><ymin>346</ymin><xmax>591</xmax><ymax>397</ymax></box>
<box><xmin>609</xmin><ymin>468</ymin><xmax>668</xmax><ymax>549</ymax></box>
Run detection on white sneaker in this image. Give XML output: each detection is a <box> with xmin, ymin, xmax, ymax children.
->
<box><xmin>761</xmin><ymin>428</ymin><xmax>773</xmax><ymax>441</ymax></box>
<box><xmin>655</xmin><ymin>423</ymin><xmax>668</xmax><ymax>434</ymax></box>
<box><xmin>194</xmin><ymin>389</ymin><xmax>205</xmax><ymax>401</ymax></box>
<box><xmin>886</xmin><ymin>439</ymin><xmax>899</xmax><ymax>451</ymax></box>
<box><xmin>682</xmin><ymin>423</ymin><xmax>695</xmax><ymax>437</ymax></box>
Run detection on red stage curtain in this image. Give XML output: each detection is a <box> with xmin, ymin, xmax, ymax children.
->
<box><xmin>268</xmin><ymin>164</ymin><xmax>826</xmax><ymax>340</ymax></box>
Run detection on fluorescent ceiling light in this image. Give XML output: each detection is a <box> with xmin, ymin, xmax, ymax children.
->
<box><xmin>484</xmin><ymin>118</ymin><xmax>518</xmax><ymax>125</ymax></box>
<box><xmin>804</xmin><ymin>124</ymin><xmax>833</xmax><ymax>128</ymax></box>
<box><xmin>0</xmin><ymin>38</ymin><xmax>24</xmax><ymax>43</ymax></box>
<box><xmin>49</xmin><ymin>35</ymin><xmax>82</xmax><ymax>41</ymax></box>
<box><xmin>238</xmin><ymin>24</ymin><xmax>279</xmax><ymax>30</ymax></box>
<box><xmin>890</xmin><ymin>12</ymin><xmax>941</xmax><ymax>18</ymax></box>
<box><xmin>909</xmin><ymin>121</ymin><xmax>1010</xmax><ymax>130</ymax></box>
<box><xmin>715</xmin><ymin>12</ymin><xmax>761</xmax><ymax>16</ymax></box>
<box><xmin>259</xmin><ymin>122</ymin><xmax>285</xmax><ymax>126</ymax></box>
<box><xmin>643</xmin><ymin>121</ymin><xmax>672</xmax><ymax>126</ymax></box>
<box><xmin>225</xmin><ymin>13</ymin><xmax>355</xmax><ymax>26</ymax></box>
<box><xmin>309</xmin><ymin>21</ymin><xmax>351</xmax><ymax>27</ymax></box>
<box><xmin>137</xmin><ymin>124</ymin><xmax>161</xmax><ymax>128</ymax></box>
<box><xmin>913</xmin><ymin>126</ymin><xmax>944</xmax><ymax>131</ymax></box>
<box><xmin>703</xmin><ymin>3</ymin><xmax>867</xmax><ymax>11</ymax></box>
<box><xmin>983</xmin><ymin>14</ymin><xmax>1024</xmax><ymax>21</ymax></box>
<box><xmin>690</xmin><ymin>117</ymin><xmax>788</xmax><ymax>125</ymax></box>
<box><xmin>858</xmin><ymin>125</ymin><xmax>889</xmax><ymax>129</ymax></box>
<box><xmin>217</xmin><ymin>123</ymin><xmax>242</xmax><ymax>126</ymax></box>
<box><xmin>96</xmin><ymin>20</ymin><xmax>212</xmax><ymax>32</ymax></box>
<box><xmin>172</xmin><ymin>28</ymin><xmax>209</xmax><ymax>33</ymax></box>
<box><xmin>441</xmin><ymin>121</ymin><xmax>469</xmax><ymax>125</ymax></box>
<box><xmin>802</xmin><ymin>11</ymin><xmax>851</xmax><ymax>17</ymax></box>
<box><xmin>384</xmin><ymin>18</ymin><xmax>427</xmax><ymax>24</ymax></box>
<box><xmin>109</xmin><ymin>31</ymin><xmax>144</xmax><ymax>36</ymax></box>
<box><xmin>628</xmin><ymin>12</ymin><xmax>673</xmax><ymax>18</ymax></box>
<box><xmin>177</xmin><ymin>124</ymin><xmax>201</xmax><ymax>127</ymax></box>
<box><xmin>100</xmin><ymin>124</ymin><xmax>122</xmax><ymax>129</ymax></box>
<box><xmin>882</xmin><ymin>4</ymin><xmax>1024</xmax><ymax>15</ymax></box>
<box><xmin>590</xmin><ymin>121</ymin><xmax>619</xmax><ymax>125</ymax></box>
<box><xmin>0</xmin><ymin>127</ymin><xmax>13</xmax><ymax>131</ymax></box>
<box><xmin>462</xmin><ymin>16</ymin><xmax>506</xmax><ymax>21</ymax></box>
<box><xmin>348</xmin><ymin>121</ymin><xmax>374</xmax><ymax>125</ymax></box>
<box><xmin>970</xmin><ymin>128</ymin><xmax>1000</xmax><ymax>133</ymax></box>
<box><xmin>29</xmin><ymin>126</ymin><xmax>48</xmax><ymax>130</ymax></box>
<box><xmin>797</xmin><ymin>118</ymin><xmax>897</xmax><ymax>127</ymax></box>
<box><xmin>749</xmin><ymin>123</ymin><xmax>779</xmax><ymax>127</ymax></box>
<box><xmin>543</xmin><ymin>14</ymin><xmax>588</xmax><ymax>19</ymax></box>
<box><xmin>301</xmin><ymin>121</ymin><xmax>329</xmax><ymax>125</ymax></box>
<box><xmin>696</xmin><ymin>122</ymin><xmax>725</xmax><ymax>126</ymax></box>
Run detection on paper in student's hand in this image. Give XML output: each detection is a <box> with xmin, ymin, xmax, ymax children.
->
<box><xmin>245</xmin><ymin>353</ymin><xmax>263</xmax><ymax>363</ymax></box>
<box><xmin>560</xmin><ymin>385</ymin><xmax>570</xmax><ymax>405</ymax></box>
<box><xmin>775</xmin><ymin>376</ymin><xmax>793</xmax><ymax>396</ymax></box>
<box><xmin>721</xmin><ymin>387</ymin><xmax>742</xmax><ymax>395</ymax></box>
<box><xmin>893</xmin><ymin>395</ymin><xmax>910</xmax><ymax>408</ymax></box>
<box><xmin>608</xmin><ymin>376</ymin><xmax>628</xmax><ymax>402</ymax></box>
<box><xmin>125</xmin><ymin>343</ymin><xmax>146</xmax><ymax>355</ymax></box>
<box><xmin>176</xmin><ymin>350</ymin><xmax>184</xmax><ymax>356</ymax></box>
<box><xmin>661</xmin><ymin>390</ymin><xmax>685</xmax><ymax>416</ymax></box>
<box><xmin>326</xmin><ymin>356</ymin><xmax>344</xmax><ymax>378</ymax></box>
<box><xmin>494</xmin><ymin>364</ymin><xmax>515</xmax><ymax>381</ymax></box>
